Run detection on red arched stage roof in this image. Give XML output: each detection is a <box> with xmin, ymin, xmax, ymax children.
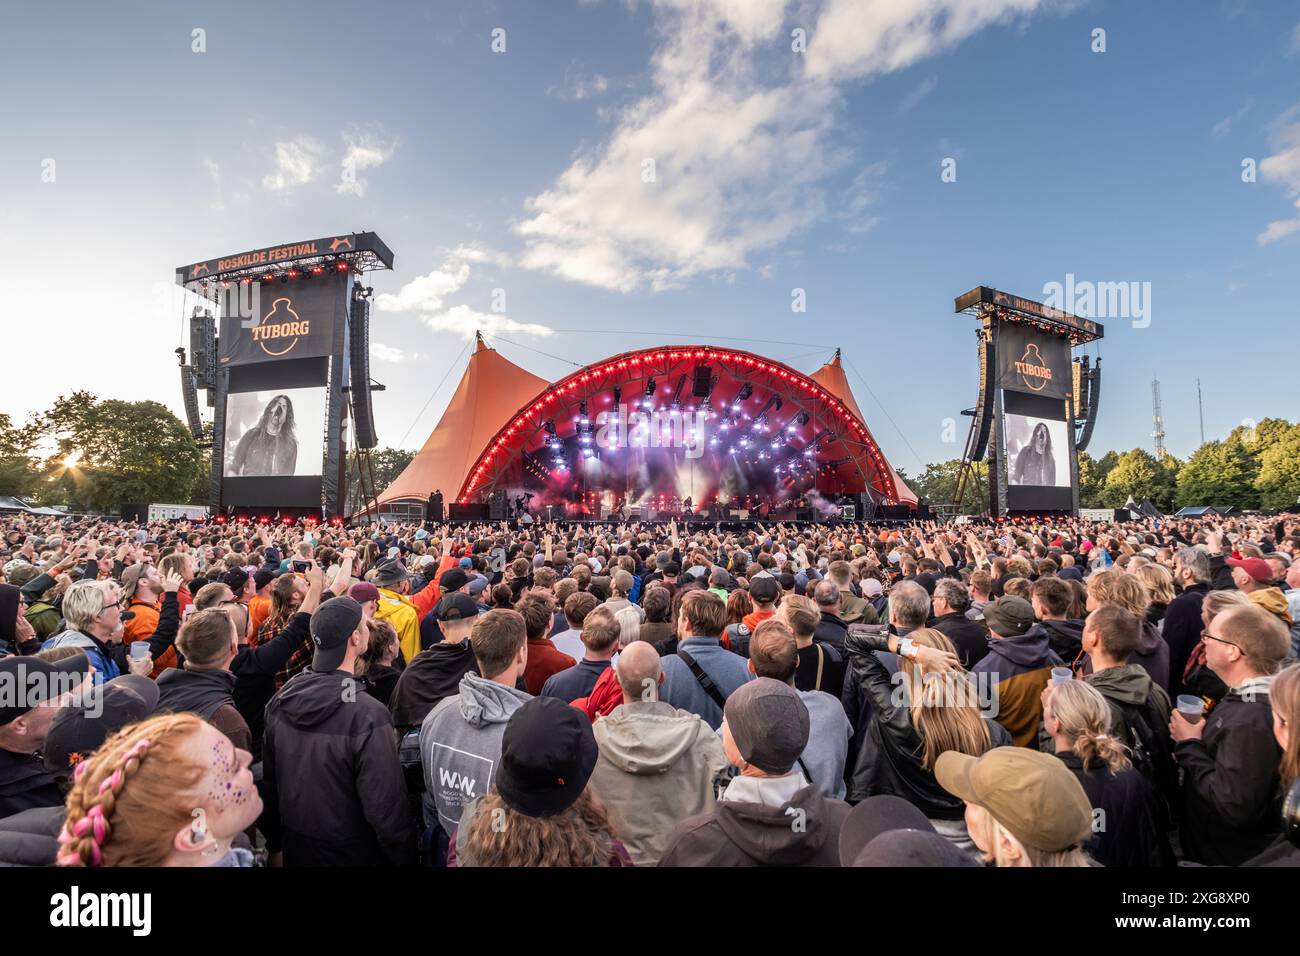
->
<box><xmin>374</xmin><ymin>343</ymin><xmax>916</xmax><ymax>513</ymax></box>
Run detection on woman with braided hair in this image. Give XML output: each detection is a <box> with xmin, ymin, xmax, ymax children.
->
<box><xmin>1042</xmin><ymin>679</ymin><xmax>1169</xmax><ymax>867</ymax></box>
<box><xmin>57</xmin><ymin>712</ymin><xmax>261</xmax><ymax>867</ymax></box>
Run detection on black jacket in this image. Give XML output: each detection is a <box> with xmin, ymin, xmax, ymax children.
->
<box><xmin>843</xmin><ymin>627</ymin><xmax>1011</xmax><ymax>810</ymax></box>
<box><xmin>389</xmin><ymin>641</ymin><xmax>478</xmax><ymax>730</ymax></box>
<box><xmin>231</xmin><ymin>610</ymin><xmax>313</xmax><ymax>761</ymax></box>
<box><xmin>262</xmin><ymin>667</ymin><xmax>416</xmax><ymax>867</ymax></box>
<box><xmin>814</xmin><ymin>612</ymin><xmax>849</xmax><ymax>649</ymax></box>
<box><xmin>931</xmin><ymin>612</ymin><xmax>990</xmax><ymax>670</ymax></box>
<box><xmin>157</xmin><ymin>667</ymin><xmax>237</xmax><ymax>721</ymax></box>
<box><xmin>0</xmin><ymin>805</ymin><xmax>64</xmax><ymax>867</ymax></box>
<box><xmin>1162</xmin><ymin>584</ymin><xmax>1207</xmax><ymax>697</ymax></box>
<box><xmin>0</xmin><ymin>749</ymin><xmax>64</xmax><ymax>820</ymax></box>
<box><xmin>1054</xmin><ymin>752</ymin><xmax>1167</xmax><ymax>868</ymax></box>
<box><xmin>1175</xmin><ymin>679</ymin><xmax>1282</xmax><ymax>866</ymax></box>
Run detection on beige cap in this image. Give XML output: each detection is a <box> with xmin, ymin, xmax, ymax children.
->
<box><xmin>935</xmin><ymin>747</ymin><xmax>1093</xmax><ymax>853</ymax></box>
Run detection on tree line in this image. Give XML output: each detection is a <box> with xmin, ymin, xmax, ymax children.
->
<box><xmin>0</xmin><ymin>392</ymin><xmax>419</xmax><ymax>516</ymax></box>
<box><xmin>897</xmin><ymin>417</ymin><xmax>1300</xmax><ymax>514</ymax></box>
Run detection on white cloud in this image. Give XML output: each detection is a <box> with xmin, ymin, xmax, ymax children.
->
<box><xmin>375</xmin><ymin>259</ymin><xmax>470</xmax><ymax>314</ymax></box>
<box><xmin>801</xmin><ymin>0</ymin><xmax>1048</xmax><ymax>85</ymax></box>
<box><xmin>513</xmin><ymin>0</ymin><xmax>1052</xmax><ymax>292</ymax></box>
<box><xmin>336</xmin><ymin>129</ymin><xmax>397</xmax><ymax>198</ymax></box>
<box><xmin>424</xmin><ymin>306</ymin><xmax>556</xmax><ymax>341</ymax></box>
<box><xmin>897</xmin><ymin>74</ymin><xmax>939</xmax><ymax>113</ymax></box>
<box><xmin>1289</xmin><ymin>21</ymin><xmax>1300</xmax><ymax>56</ymax></box>
<box><xmin>262</xmin><ymin>137</ymin><xmax>324</xmax><ymax>191</ymax></box>
<box><xmin>1256</xmin><ymin>110</ymin><xmax>1300</xmax><ymax>245</ymax></box>
<box><xmin>376</xmin><ymin>248</ymin><xmax>554</xmax><ymax>343</ymax></box>
<box><xmin>1211</xmin><ymin>96</ymin><xmax>1254</xmax><ymax>139</ymax></box>
<box><xmin>370</xmin><ymin>343</ymin><xmax>407</xmax><ymax>363</ymax></box>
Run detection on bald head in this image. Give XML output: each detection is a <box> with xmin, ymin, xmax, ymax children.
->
<box><xmin>616</xmin><ymin>641</ymin><xmax>663</xmax><ymax>703</ymax></box>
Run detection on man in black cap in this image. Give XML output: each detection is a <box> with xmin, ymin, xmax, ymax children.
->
<box><xmin>0</xmin><ymin>653</ymin><xmax>93</xmax><ymax>817</ymax></box>
<box><xmin>659</xmin><ymin>677</ymin><xmax>851</xmax><ymax>867</ymax></box>
<box><xmin>416</xmin><ymin>566</ymin><xmax>473</xmax><ymax>650</ymax></box>
<box><xmin>390</xmin><ymin>592</ymin><xmax>481</xmax><ymax>732</ymax></box>
<box><xmin>261</xmin><ymin>595</ymin><xmax>415</xmax><ymax>866</ymax></box>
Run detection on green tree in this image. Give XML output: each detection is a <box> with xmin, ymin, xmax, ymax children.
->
<box><xmin>1254</xmin><ymin>423</ymin><xmax>1300</xmax><ymax>510</ymax></box>
<box><xmin>1100</xmin><ymin>448</ymin><xmax>1175</xmax><ymax>510</ymax></box>
<box><xmin>0</xmin><ymin>412</ymin><xmax>39</xmax><ymax>498</ymax></box>
<box><xmin>369</xmin><ymin>447</ymin><xmax>416</xmax><ymax>489</ymax></box>
<box><xmin>32</xmin><ymin>392</ymin><xmax>205</xmax><ymax>512</ymax></box>
<box><xmin>904</xmin><ymin>459</ymin><xmax>988</xmax><ymax>514</ymax></box>
<box><xmin>1175</xmin><ymin>439</ymin><xmax>1257</xmax><ymax>509</ymax></box>
<box><xmin>1077</xmin><ymin>449</ymin><xmax>1117</xmax><ymax>508</ymax></box>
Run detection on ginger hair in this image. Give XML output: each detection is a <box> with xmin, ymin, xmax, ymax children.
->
<box><xmin>57</xmin><ymin>713</ymin><xmax>208</xmax><ymax>867</ymax></box>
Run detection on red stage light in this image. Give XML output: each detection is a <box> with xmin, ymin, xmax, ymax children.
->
<box><xmin>287</xmin><ymin>270</ymin><xmax>299</xmax><ymax>278</ymax></box>
<box><xmin>337</xmin><ymin>262</ymin><xmax>348</xmax><ymax>271</ymax></box>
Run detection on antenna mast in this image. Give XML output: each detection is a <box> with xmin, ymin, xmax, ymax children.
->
<box><xmin>1151</xmin><ymin>374</ymin><xmax>1166</xmax><ymax>459</ymax></box>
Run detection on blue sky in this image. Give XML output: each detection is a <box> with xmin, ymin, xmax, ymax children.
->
<box><xmin>2</xmin><ymin>0</ymin><xmax>1298</xmax><ymax>476</ymax></box>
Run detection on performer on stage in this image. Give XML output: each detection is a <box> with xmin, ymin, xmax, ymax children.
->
<box><xmin>682</xmin><ymin>496</ymin><xmax>693</xmax><ymax>515</ymax></box>
<box><xmin>427</xmin><ymin>489</ymin><xmax>443</xmax><ymax>524</ymax></box>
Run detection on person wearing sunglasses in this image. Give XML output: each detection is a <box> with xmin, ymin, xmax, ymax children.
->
<box><xmin>40</xmin><ymin>580</ymin><xmax>128</xmax><ymax>684</ymax></box>
<box><xmin>1169</xmin><ymin>603</ymin><xmax>1290</xmax><ymax>866</ymax></box>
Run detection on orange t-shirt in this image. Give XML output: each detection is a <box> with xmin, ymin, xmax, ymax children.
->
<box><xmin>742</xmin><ymin>608</ymin><xmax>776</xmax><ymax>632</ymax></box>
<box><xmin>123</xmin><ymin>599</ymin><xmax>161</xmax><ymax>645</ymax></box>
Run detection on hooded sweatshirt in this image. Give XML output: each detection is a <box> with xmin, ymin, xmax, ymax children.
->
<box><xmin>389</xmin><ymin>640</ymin><xmax>479</xmax><ymax>730</ymax></box>
<box><xmin>1131</xmin><ymin>620</ymin><xmax>1171</xmax><ymax>693</ymax></box>
<box><xmin>972</xmin><ymin>629</ymin><xmax>1063</xmax><ymax>747</ymax></box>
<box><xmin>262</xmin><ymin>668</ymin><xmax>415</xmax><ymax>867</ymax></box>
<box><xmin>1027</xmin><ymin>618</ymin><xmax>1086</xmax><ymax>664</ymax></box>
<box><xmin>587</xmin><ymin>699</ymin><xmax>729</xmax><ymax>866</ymax></box>
<box><xmin>1085</xmin><ymin>663</ymin><xmax>1173</xmax><ymax>750</ymax></box>
<box><xmin>659</xmin><ymin>779</ymin><xmax>850</xmax><ymax>867</ymax></box>
<box><xmin>420</xmin><ymin>674</ymin><xmax>531</xmax><ymax>833</ymax></box>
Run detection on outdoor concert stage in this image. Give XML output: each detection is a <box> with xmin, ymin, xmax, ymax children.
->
<box><xmin>377</xmin><ymin>339</ymin><xmax>918</xmax><ymax>524</ymax></box>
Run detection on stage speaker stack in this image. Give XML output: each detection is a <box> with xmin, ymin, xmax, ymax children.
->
<box><xmin>489</xmin><ymin>489</ymin><xmax>508</xmax><ymax>521</ymax></box>
<box><xmin>692</xmin><ymin>364</ymin><xmax>713</xmax><ymax>397</ymax></box>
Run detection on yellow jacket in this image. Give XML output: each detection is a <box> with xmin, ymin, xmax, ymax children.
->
<box><xmin>374</xmin><ymin>587</ymin><xmax>421</xmax><ymax>664</ymax></box>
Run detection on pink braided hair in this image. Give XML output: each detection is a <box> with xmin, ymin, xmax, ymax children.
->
<box><xmin>56</xmin><ymin>738</ymin><xmax>153</xmax><ymax>867</ymax></box>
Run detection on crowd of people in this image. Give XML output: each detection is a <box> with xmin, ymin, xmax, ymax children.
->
<box><xmin>1</xmin><ymin>508</ymin><xmax>1298</xmax><ymax>867</ymax></box>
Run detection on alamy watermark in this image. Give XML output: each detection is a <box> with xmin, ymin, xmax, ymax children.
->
<box><xmin>593</xmin><ymin>404</ymin><xmax>707</xmax><ymax>460</ymax></box>
<box><xmin>0</xmin><ymin>665</ymin><xmax>99</xmax><ymax>719</ymax></box>
<box><xmin>1043</xmin><ymin>273</ymin><xmax>1151</xmax><ymax>328</ymax></box>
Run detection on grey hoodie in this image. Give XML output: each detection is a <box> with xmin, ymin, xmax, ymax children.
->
<box><xmin>419</xmin><ymin>673</ymin><xmax>532</xmax><ymax>832</ymax></box>
<box><xmin>587</xmin><ymin>699</ymin><xmax>729</xmax><ymax>866</ymax></box>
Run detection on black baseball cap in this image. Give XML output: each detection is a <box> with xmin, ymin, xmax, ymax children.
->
<box><xmin>0</xmin><ymin>654</ymin><xmax>93</xmax><ymax>727</ymax></box>
<box><xmin>496</xmin><ymin>697</ymin><xmax>598</xmax><ymax>818</ymax></box>
<box><xmin>43</xmin><ymin>674</ymin><xmax>160</xmax><ymax>773</ymax></box>
<box><xmin>439</xmin><ymin>568</ymin><xmax>469</xmax><ymax>593</ymax></box>
<box><xmin>748</xmin><ymin>575</ymin><xmax>779</xmax><ymax>603</ymax></box>
<box><xmin>437</xmin><ymin>592</ymin><xmax>481</xmax><ymax>622</ymax></box>
<box><xmin>310</xmin><ymin>596</ymin><xmax>364</xmax><ymax>671</ymax></box>
<box><xmin>220</xmin><ymin>568</ymin><xmax>251</xmax><ymax>593</ymax></box>
<box><xmin>253</xmin><ymin>567</ymin><xmax>278</xmax><ymax>590</ymax></box>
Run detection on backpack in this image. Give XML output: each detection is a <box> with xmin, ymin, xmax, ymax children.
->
<box><xmin>1112</xmin><ymin>698</ymin><xmax>1177</xmax><ymax>809</ymax></box>
<box><xmin>399</xmin><ymin>728</ymin><xmax>426</xmax><ymax>797</ymax></box>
